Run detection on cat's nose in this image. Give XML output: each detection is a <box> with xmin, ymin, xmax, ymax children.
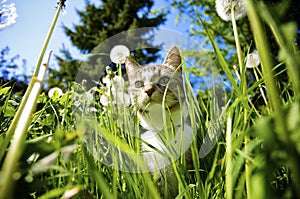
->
<box><xmin>144</xmin><ymin>85</ymin><xmax>155</xmax><ymax>97</ymax></box>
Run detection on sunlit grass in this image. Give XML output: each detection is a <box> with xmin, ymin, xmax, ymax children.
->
<box><xmin>0</xmin><ymin>0</ymin><xmax>300</xmax><ymax>198</ymax></box>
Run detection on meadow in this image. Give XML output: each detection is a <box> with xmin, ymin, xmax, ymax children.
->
<box><xmin>0</xmin><ymin>0</ymin><xmax>299</xmax><ymax>198</ymax></box>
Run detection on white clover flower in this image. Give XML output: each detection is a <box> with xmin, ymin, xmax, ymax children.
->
<box><xmin>0</xmin><ymin>0</ymin><xmax>18</xmax><ymax>30</ymax></box>
<box><xmin>48</xmin><ymin>87</ymin><xmax>63</xmax><ymax>98</ymax></box>
<box><xmin>110</xmin><ymin>45</ymin><xmax>130</xmax><ymax>64</ymax></box>
<box><xmin>246</xmin><ymin>50</ymin><xmax>260</xmax><ymax>68</ymax></box>
<box><xmin>216</xmin><ymin>0</ymin><xmax>246</xmax><ymax>21</ymax></box>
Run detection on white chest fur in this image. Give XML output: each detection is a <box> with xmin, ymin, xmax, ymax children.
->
<box><xmin>139</xmin><ymin>103</ymin><xmax>193</xmax><ymax>171</ymax></box>
<box><xmin>138</xmin><ymin>103</ymin><xmax>188</xmax><ymax>131</ymax></box>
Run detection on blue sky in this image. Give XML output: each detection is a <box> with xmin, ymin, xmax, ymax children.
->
<box><xmin>0</xmin><ymin>0</ymin><xmax>190</xmax><ymax>77</ymax></box>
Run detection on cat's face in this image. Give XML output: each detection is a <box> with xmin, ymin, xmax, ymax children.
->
<box><xmin>125</xmin><ymin>47</ymin><xmax>184</xmax><ymax>113</ymax></box>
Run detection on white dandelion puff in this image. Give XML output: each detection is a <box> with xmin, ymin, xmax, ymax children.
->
<box><xmin>246</xmin><ymin>50</ymin><xmax>260</xmax><ymax>68</ymax></box>
<box><xmin>48</xmin><ymin>87</ymin><xmax>63</xmax><ymax>98</ymax></box>
<box><xmin>110</xmin><ymin>45</ymin><xmax>130</xmax><ymax>64</ymax></box>
<box><xmin>0</xmin><ymin>0</ymin><xmax>18</xmax><ymax>30</ymax></box>
<box><xmin>215</xmin><ymin>0</ymin><xmax>246</xmax><ymax>21</ymax></box>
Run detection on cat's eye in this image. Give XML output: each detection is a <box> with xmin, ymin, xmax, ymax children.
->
<box><xmin>135</xmin><ymin>80</ymin><xmax>144</xmax><ymax>88</ymax></box>
<box><xmin>158</xmin><ymin>76</ymin><xmax>170</xmax><ymax>85</ymax></box>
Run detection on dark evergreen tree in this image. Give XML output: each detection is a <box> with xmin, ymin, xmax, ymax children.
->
<box><xmin>173</xmin><ymin>0</ymin><xmax>300</xmax><ymax>100</ymax></box>
<box><xmin>47</xmin><ymin>0</ymin><xmax>167</xmax><ymax>89</ymax></box>
<box><xmin>173</xmin><ymin>0</ymin><xmax>252</xmax><ymax>66</ymax></box>
<box><xmin>173</xmin><ymin>0</ymin><xmax>300</xmax><ymax>65</ymax></box>
<box><xmin>0</xmin><ymin>46</ymin><xmax>28</xmax><ymax>93</ymax></box>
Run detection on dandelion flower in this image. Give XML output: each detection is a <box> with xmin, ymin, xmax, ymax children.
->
<box><xmin>48</xmin><ymin>87</ymin><xmax>63</xmax><ymax>98</ymax></box>
<box><xmin>246</xmin><ymin>50</ymin><xmax>260</xmax><ymax>68</ymax></box>
<box><xmin>0</xmin><ymin>0</ymin><xmax>17</xmax><ymax>30</ymax></box>
<box><xmin>216</xmin><ymin>0</ymin><xmax>246</xmax><ymax>21</ymax></box>
<box><xmin>110</xmin><ymin>45</ymin><xmax>130</xmax><ymax>64</ymax></box>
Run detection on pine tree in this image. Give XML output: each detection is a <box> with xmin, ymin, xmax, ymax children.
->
<box><xmin>173</xmin><ymin>0</ymin><xmax>252</xmax><ymax>67</ymax></box>
<box><xmin>0</xmin><ymin>47</ymin><xmax>28</xmax><ymax>93</ymax></box>
<box><xmin>173</xmin><ymin>0</ymin><xmax>300</xmax><ymax>98</ymax></box>
<box><xmin>47</xmin><ymin>0</ymin><xmax>166</xmax><ymax>89</ymax></box>
<box><xmin>173</xmin><ymin>0</ymin><xmax>300</xmax><ymax>63</ymax></box>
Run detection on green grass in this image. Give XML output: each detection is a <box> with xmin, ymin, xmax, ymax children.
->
<box><xmin>0</xmin><ymin>0</ymin><xmax>300</xmax><ymax>198</ymax></box>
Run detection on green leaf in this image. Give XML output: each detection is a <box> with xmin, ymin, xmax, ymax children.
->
<box><xmin>4</xmin><ymin>105</ymin><xmax>15</xmax><ymax>117</ymax></box>
<box><xmin>22</xmin><ymin>135</ymin><xmax>56</xmax><ymax>161</ymax></box>
<box><xmin>38</xmin><ymin>186</ymin><xmax>82</xmax><ymax>199</ymax></box>
<box><xmin>287</xmin><ymin>101</ymin><xmax>299</xmax><ymax>131</ymax></box>
<box><xmin>0</xmin><ymin>87</ymin><xmax>11</xmax><ymax>96</ymax></box>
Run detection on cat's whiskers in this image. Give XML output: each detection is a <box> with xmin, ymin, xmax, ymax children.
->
<box><xmin>138</xmin><ymin>103</ymin><xmax>151</xmax><ymax>114</ymax></box>
<box><xmin>166</xmin><ymin>102</ymin><xmax>180</xmax><ymax>112</ymax></box>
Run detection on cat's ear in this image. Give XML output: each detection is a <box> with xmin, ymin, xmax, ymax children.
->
<box><xmin>125</xmin><ymin>56</ymin><xmax>141</xmax><ymax>77</ymax></box>
<box><xmin>163</xmin><ymin>46</ymin><xmax>182</xmax><ymax>73</ymax></box>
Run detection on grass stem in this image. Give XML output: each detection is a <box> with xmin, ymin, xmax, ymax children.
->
<box><xmin>258</xmin><ymin>3</ymin><xmax>300</xmax><ymax>97</ymax></box>
<box><xmin>225</xmin><ymin>110</ymin><xmax>233</xmax><ymax>199</ymax></box>
<box><xmin>231</xmin><ymin>7</ymin><xmax>252</xmax><ymax>199</ymax></box>
<box><xmin>0</xmin><ymin>1</ymin><xmax>63</xmax><ymax>162</ymax></box>
<box><xmin>0</xmin><ymin>1</ymin><xmax>63</xmax><ymax>197</ymax></box>
<box><xmin>246</xmin><ymin>0</ymin><xmax>288</xmax><ymax>142</ymax></box>
<box><xmin>0</xmin><ymin>52</ymin><xmax>51</xmax><ymax>198</ymax></box>
<box><xmin>231</xmin><ymin>6</ymin><xmax>246</xmax><ymax>95</ymax></box>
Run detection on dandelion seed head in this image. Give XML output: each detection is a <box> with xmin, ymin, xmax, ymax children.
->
<box><xmin>246</xmin><ymin>50</ymin><xmax>260</xmax><ymax>68</ymax></box>
<box><xmin>57</xmin><ymin>0</ymin><xmax>67</xmax><ymax>10</ymax></box>
<box><xmin>0</xmin><ymin>0</ymin><xmax>17</xmax><ymax>30</ymax></box>
<box><xmin>216</xmin><ymin>0</ymin><xmax>246</xmax><ymax>21</ymax></box>
<box><xmin>110</xmin><ymin>45</ymin><xmax>130</xmax><ymax>64</ymax></box>
<box><xmin>62</xmin><ymin>9</ymin><xmax>67</xmax><ymax>16</ymax></box>
<box><xmin>48</xmin><ymin>87</ymin><xmax>63</xmax><ymax>98</ymax></box>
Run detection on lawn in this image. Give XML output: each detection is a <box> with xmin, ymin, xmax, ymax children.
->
<box><xmin>0</xmin><ymin>0</ymin><xmax>299</xmax><ymax>198</ymax></box>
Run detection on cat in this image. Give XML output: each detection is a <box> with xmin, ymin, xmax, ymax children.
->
<box><xmin>125</xmin><ymin>46</ymin><xmax>194</xmax><ymax>197</ymax></box>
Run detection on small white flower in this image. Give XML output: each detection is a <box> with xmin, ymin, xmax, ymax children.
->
<box><xmin>215</xmin><ymin>0</ymin><xmax>246</xmax><ymax>21</ymax></box>
<box><xmin>246</xmin><ymin>50</ymin><xmax>260</xmax><ymax>68</ymax></box>
<box><xmin>110</xmin><ymin>45</ymin><xmax>130</xmax><ymax>64</ymax></box>
<box><xmin>0</xmin><ymin>0</ymin><xmax>18</xmax><ymax>30</ymax></box>
<box><xmin>103</xmin><ymin>75</ymin><xmax>125</xmax><ymax>92</ymax></box>
<box><xmin>48</xmin><ymin>87</ymin><xmax>63</xmax><ymax>98</ymax></box>
<box><xmin>99</xmin><ymin>91</ymin><xmax>109</xmax><ymax>107</ymax></box>
<box><xmin>100</xmin><ymin>75</ymin><xmax>130</xmax><ymax>107</ymax></box>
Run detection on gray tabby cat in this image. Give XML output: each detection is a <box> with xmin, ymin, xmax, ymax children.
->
<box><xmin>125</xmin><ymin>46</ymin><xmax>194</xmax><ymax>197</ymax></box>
